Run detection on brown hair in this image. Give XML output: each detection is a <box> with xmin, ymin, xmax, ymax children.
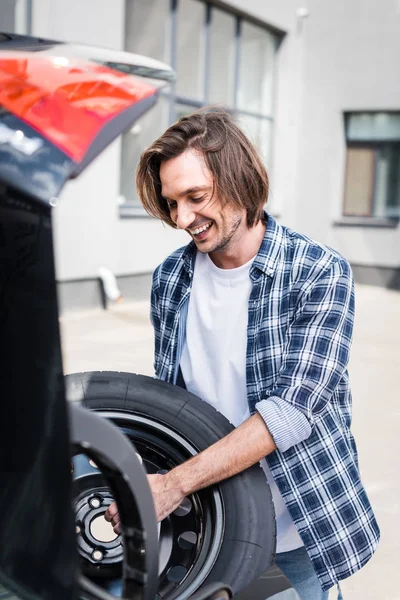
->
<box><xmin>136</xmin><ymin>107</ymin><xmax>269</xmax><ymax>228</ymax></box>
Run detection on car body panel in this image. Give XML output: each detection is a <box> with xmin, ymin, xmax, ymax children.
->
<box><xmin>0</xmin><ymin>109</ymin><xmax>73</xmax><ymax>205</ymax></box>
<box><xmin>0</xmin><ymin>193</ymin><xmax>77</xmax><ymax>600</ymax></box>
<box><xmin>0</xmin><ymin>51</ymin><xmax>157</xmax><ymax>165</ymax></box>
<box><xmin>0</xmin><ymin>33</ymin><xmax>175</xmax><ymax>85</ymax></box>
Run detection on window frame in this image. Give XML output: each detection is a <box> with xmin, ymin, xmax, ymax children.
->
<box><xmin>172</xmin><ymin>1</ymin><xmax>277</xmax><ymax>130</ymax></box>
<box><xmin>120</xmin><ymin>0</ymin><xmax>281</xmax><ymax>215</ymax></box>
<box><xmin>341</xmin><ymin>112</ymin><xmax>400</xmax><ymax>222</ymax></box>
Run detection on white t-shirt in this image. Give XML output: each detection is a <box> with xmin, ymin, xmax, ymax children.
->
<box><xmin>180</xmin><ymin>251</ymin><xmax>303</xmax><ymax>553</ymax></box>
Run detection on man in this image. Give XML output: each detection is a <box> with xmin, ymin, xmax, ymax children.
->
<box><xmin>105</xmin><ymin>108</ymin><xmax>379</xmax><ymax>599</ymax></box>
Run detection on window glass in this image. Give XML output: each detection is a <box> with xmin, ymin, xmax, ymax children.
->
<box><xmin>125</xmin><ymin>0</ymin><xmax>170</xmax><ymax>62</ymax></box>
<box><xmin>387</xmin><ymin>146</ymin><xmax>400</xmax><ymax>215</ymax></box>
<box><xmin>121</xmin><ymin>1</ymin><xmax>278</xmax><ymax>208</ymax></box>
<box><xmin>120</xmin><ymin>97</ymin><xmax>169</xmax><ymax>205</ymax></box>
<box><xmin>374</xmin><ymin>147</ymin><xmax>390</xmax><ymax>218</ymax></box>
<box><xmin>347</xmin><ymin>113</ymin><xmax>400</xmax><ymax>142</ymax></box>
<box><xmin>374</xmin><ymin>145</ymin><xmax>400</xmax><ymax>217</ymax></box>
<box><xmin>175</xmin><ymin>103</ymin><xmax>201</xmax><ymax>122</ymax></box>
<box><xmin>344</xmin><ymin>113</ymin><xmax>400</xmax><ymax>218</ymax></box>
<box><xmin>208</xmin><ymin>9</ymin><xmax>236</xmax><ymax>106</ymax></box>
<box><xmin>343</xmin><ymin>147</ymin><xmax>375</xmax><ymax>216</ymax></box>
<box><xmin>176</xmin><ymin>0</ymin><xmax>206</xmax><ymax>100</ymax></box>
<box><xmin>236</xmin><ymin>114</ymin><xmax>272</xmax><ymax>166</ymax></box>
<box><xmin>237</xmin><ymin>22</ymin><xmax>276</xmax><ymax>116</ymax></box>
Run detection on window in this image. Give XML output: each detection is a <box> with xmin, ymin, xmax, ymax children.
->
<box><xmin>120</xmin><ymin>97</ymin><xmax>170</xmax><ymax>208</ymax></box>
<box><xmin>208</xmin><ymin>9</ymin><xmax>236</xmax><ymax>106</ymax></box>
<box><xmin>121</xmin><ymin>0</ymin><xmax>171</xmax><ymax>209</ymax></box>
<box><xmin>237</xmin><ymin>21</ymin><xmax>276</xmax><ymax>117</ymax></box>
<box><xmin>120</xmin><ymin>0</ymin><xmax>279</xmax><ymax>209</ymax></box>
<box><xmin>343</xmin><ymin>113</ymin><xmax>400</xmax><ymax>218</ymax></box>
<box><xmin>176</xmin><ymin>0</ymin><xmax>206</xmax><ymax>99</ymax></box>
<box><xmin>236</xmin><ymin>114</ymin><xmax>272</xmax><ymax>165</ymax></box>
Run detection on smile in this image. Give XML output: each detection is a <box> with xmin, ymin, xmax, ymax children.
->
<box><xmin>190</xmin><ymin>222</ymin><xmax>213</xmax><ymax>236</ymax></box>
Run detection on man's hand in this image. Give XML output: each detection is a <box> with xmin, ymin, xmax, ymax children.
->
<box><xmin>147</xmin><ymin>472</ymin><xmax>186</xmax><ymax>522</ymax></box>
<box><xmin>104</xmin><ymin>499</ymin><xmax>121</xmax><ymax>535</ymax></box>
<box><xmin>104</xmin><ymin>473</ymin><xmax>186</xmax><ymax>534</ymax></box>
<box><xmin>105</xmin><ymin>413</ymin><xmax>276</xmax><ymax>534</ymax></box>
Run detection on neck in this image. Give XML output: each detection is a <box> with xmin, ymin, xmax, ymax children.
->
<box><xmin>208</xmin><ymin>218</ymin><xmax>266</xmax><ymax>269</ymax></box>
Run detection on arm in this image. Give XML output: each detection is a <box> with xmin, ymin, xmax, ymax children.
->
<box><xmin>106</xmin><ymin>413</ymin><xmax>276</xmax><ymax>527</ymax></box>
<box><xmin>147</xmin><ymin>412</ymin><xmax>276</xmax><ymax>522</ymax></box>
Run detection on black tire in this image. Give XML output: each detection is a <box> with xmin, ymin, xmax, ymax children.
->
<box><xmin>66</xmin><ymin>371</ymin><xmax>276</xmax><ymax>598</ymax></box>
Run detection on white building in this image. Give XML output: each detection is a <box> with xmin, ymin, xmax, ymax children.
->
<box><xmin>2</xmin><ymin>0</ymin><xmax>400</xmax><ymax>311</ymax></box>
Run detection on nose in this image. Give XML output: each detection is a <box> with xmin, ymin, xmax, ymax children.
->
<box><xmin>175</xmin><ymin>203</ymin><xmax>196</xmax><ymax>230</ymax></box>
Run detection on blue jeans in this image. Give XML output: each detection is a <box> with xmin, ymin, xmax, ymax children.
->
<box><xmin>272</xmin><ymin>546</ymin><xmax>343</xmax><ymax>600</ymax></box>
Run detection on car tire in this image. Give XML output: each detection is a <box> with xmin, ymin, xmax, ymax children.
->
<box><xmin>66</xmin><ymin>371</ymin><xmax>276</xmax><ymax>598</ymax></box>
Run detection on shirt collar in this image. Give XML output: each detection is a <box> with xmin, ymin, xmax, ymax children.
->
<box><xmin>252</xmin><ymin>213</ymin><xmax>285</xmax><ymax>278</ymax></box>
<box><xmin>181</xmin><ymin>240</ymin><xmax>196</xmax><ymax>277</ymax></box>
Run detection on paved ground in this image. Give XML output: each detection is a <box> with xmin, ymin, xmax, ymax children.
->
<box><xmin>60</xmin><ymin>283</ymin><xmax>400</xmax><ymax>600</ymax></box>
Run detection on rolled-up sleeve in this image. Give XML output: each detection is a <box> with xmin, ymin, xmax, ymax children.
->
<box><xmin>256</xmin><ymin>397</ymin><xmax>311</xmax><ymax>452</ymax></box>
<box><xmin>256</xmin><ymin>257</ymin><xmax>354</xmax><ymax>449</ymax></box>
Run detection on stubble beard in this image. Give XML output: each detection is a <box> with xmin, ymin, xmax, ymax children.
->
<box><xmin>197</xmin><ymin>214</ymin><xmax>243</xmax><ymax>255</ymax></box>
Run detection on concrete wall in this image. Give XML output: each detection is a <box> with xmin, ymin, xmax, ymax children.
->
<box><xmin>2</xmin><ymin>0</ymin><xmax>399</xmax><ymax>309</ymax></box>
<box><xmin>1</xmin><ymin>0</ymin><xmax>17</xmax><ymax>31</ymax></box>
<box><xmin>228</xmin><ymin>0</ymin><xmax>400</xmax><ymax>275</ymax></box>
<box><xmin>1</xmin><ymin>0</ymin><xmax>31</xmax><ymax>35</ymax></box>
<box><xmin>31</xmin><ymin>0</ymin><xmax>125</xmax><ymax>48</ymax></box>
<box><xmin>275</xmin><ymin>0</ymin><xmax>400</xmax><ymax>266</ymax></box>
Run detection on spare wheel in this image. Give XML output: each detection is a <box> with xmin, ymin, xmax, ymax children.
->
<box><xmin>66</xmin><ymin>371</ymin><xmax>276</xmax><ymax>599</ymax></box>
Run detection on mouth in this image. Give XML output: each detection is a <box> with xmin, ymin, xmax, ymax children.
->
<box><xmin>188</xmin><ymin>221</ymin><xmax>213</xmax><ymax>241</ymax></box>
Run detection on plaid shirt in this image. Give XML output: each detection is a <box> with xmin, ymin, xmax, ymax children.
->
<box><xmin>151</xmin><ymin>214</ymin><xmax>380</xmax><ymax>591</ymax></box>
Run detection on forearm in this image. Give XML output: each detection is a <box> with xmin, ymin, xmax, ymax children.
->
<box><xmin>169</xmin><ymin>412</ymin><xmax>276</xmax><ymax>496</ymax></box>
<box><xmin>105</xmin><ymin>410</ymin><xmax>295</xmax><ymax>527</ymax></box>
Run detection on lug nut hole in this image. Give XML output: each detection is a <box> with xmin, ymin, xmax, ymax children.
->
<box><xmin>89</xmin><ymin>496</ymin><xmax>101</xmax><ymax>509</ymax></box>
<box><xmin>92</xmin><ymin>549</ymin><xmax>104</xmax><ymax>561</ymax></box>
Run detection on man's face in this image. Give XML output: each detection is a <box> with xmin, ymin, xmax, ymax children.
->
<box><xmin>160</xmin><ymin>149</ymin><xmax>247</xmax><ymax>256</ymax></box>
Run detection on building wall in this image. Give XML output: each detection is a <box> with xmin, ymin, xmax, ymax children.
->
<box><xmin>1</xmin><ymin>0</ymin><xmax>17</xmax><ymax>30</ymax></box>
<box><xmin>286</xmin><ymin>0</ymin><xmax>400</xmax><ymax>268</ymax></box>
<box><xmin>236</xmin><ymin>0</ymin><xmax>400</xmax><ymax>274</ymax></box>
<box><xmin>1</xmin><ymin>0</ymin><xmax>399</xmax><ymax>310</ymax></box>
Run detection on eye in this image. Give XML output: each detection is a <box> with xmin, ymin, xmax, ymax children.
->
<box><xmin>190</xmin><ymin>195</ymin><xmax>205</xmax><ymax>203</ymax></box>
<box><xmin>166</xmin><ymin>199</ymin><xmax>177</xmax><ymax>210</ymax></box>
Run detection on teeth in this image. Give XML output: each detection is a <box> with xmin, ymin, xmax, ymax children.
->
<box><xmin>192</xmin><ymin>222</ymin><xmax>212</xmax><ymax>235</ymax></box>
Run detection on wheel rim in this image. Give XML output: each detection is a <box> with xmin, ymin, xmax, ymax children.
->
<box><xmin>72</xmin><ymin>409</ymin><xmax>225</xmax><ymax>599</ymax></box>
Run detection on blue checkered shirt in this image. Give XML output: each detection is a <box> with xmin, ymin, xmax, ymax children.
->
<box><xmin>150</xmin><ymin>214</ymin><xmax>380</xmax><ymax>591</ymax></box>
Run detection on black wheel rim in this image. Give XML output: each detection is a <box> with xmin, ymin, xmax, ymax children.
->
<box><xmin>73</xmin><ymin>410</ymin><xmax>225</xmax><ymax>599</ymax></box>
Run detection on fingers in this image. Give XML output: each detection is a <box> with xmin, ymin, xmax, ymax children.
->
<box><xmin>112</xmin><ymin>520</ymin><xmax>121</xmax><ymax>535</ymax></box>
<box><xmin>104</xmin><ymin>501</ymin><xmax>118</xmax><ymax>522</ymax></box>
<box><xmin>104</xmin><ymin>501</ymin><xmax>121</xmax><ymax>535</ymax></box>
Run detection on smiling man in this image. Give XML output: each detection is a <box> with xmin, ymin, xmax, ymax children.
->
<box><xmin>158</xmin><ymin>147</ymin><xmax>266</xmax><ymax>268</ymax></box>
<box><xmin>105</xmin><ymin>108</ymin><xmax>379</xmax><ymax>599</ymax></box>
